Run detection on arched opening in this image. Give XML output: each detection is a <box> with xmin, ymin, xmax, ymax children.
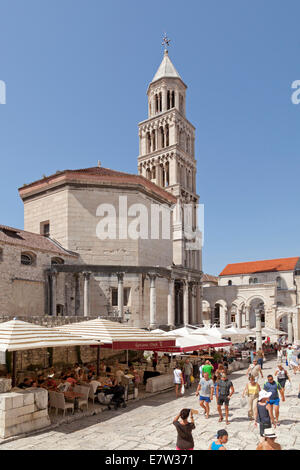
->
<box><xmin>21</xmin><ymin>252</ymin><xmax>35</xmax><ymax>266</ymax></box>
<box><xmin>167</xmin><ymin>90</ymin><xmax>170</xmax><ymax>110</ymax></box>
<box><xmin>165</xmin><ymin>124</ymin><xmax>169</xmax><ymax>147</ymax></box>
<box><xmin>151</xmin><ymin>166</ymin><xmax>156</xmax><ymax>180</ymax></box>
<box><xmin>228</xmin><ymin>280</ymin><xmax>232</xmax><ymax>286</ymax></box>
<box><xmin>213</xmin><ymin>304</ymin><xmax>220</xmax><ymax>326</ymax></box>
<box><xmin>248</xmin><ymin>297</ymin><xmax>265</xmax><ymax>328</ymax></box>
<box><xmin>146</xmin><ymin>132</ymin><xmax>151</xmax><ymax>153</ymax></box>
<box><xmin>160</xmin><ymin>127</ymin><xmax>165</xmax><ymax>148</ymax></box>
<box><xmin>146</xmin><ymin>168</ymin><xmax>151</xmax><ymax>180</ymax></box>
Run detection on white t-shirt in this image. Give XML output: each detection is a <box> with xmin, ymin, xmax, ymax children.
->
<box><xmin>174</xmin><ymin>369</ymin><xmax>182</xmax><ymax>384</ymax></box>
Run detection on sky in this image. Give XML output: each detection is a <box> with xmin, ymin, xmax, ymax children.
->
<box><xmin>0</xmin><ymin>0</ymin><xmax>300</xmax><ymax>275</ymax></box>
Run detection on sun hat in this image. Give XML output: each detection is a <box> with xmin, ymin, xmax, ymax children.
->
<box><xmin>258</xmin><ymin>390</ymin><xmax>272</xmax><ymax>401</ymax></box>
<box><xmin>263</xmin><ymin>428</ymin><xmax>277</xmax><ymax>438</ymax></box>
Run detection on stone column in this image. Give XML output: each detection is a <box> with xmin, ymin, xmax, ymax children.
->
<box><xmin>149</xmin><ymin>274</ymin><xmax>157</xmax><ymax>328</ymax></box>
<box><xmin>117</xmin><ymin>273</ymin><xmax>124</xmax><ymax>319</ymax></box>
<box><xmin>175</xmin><ymin>90</ymin><xmax>179</xmax><ymax>110</ymax></box>
<box><xmin>196</xmin><ymin>283</ymin><xmax>202</xmax><ymax>325</ymax></box>
<box><xmin>191</xmin><ymin>284</ymin><xmax>197</xmax><ymax>325</ymax></box>
<box><xmin>83</xmin><ymin>272</ymin><xmax>91</xmax><ymax>317</ymax></box>
<box><xmin>51</xmin><ymin>273</ymin><xmax>57</xmax><ymax>316</ymax></box>
<box><xmin>236</xmin><ymin>308</ymin><xmax>242</xmax><ymax>328</ymax></box>
<box><xmin>255</xmin><ymin>310</ymin><xmax>262</xmax><ymax>351</ymax></box>
<box><xmin>245</xmin><ymin>306</ymin><xmax>250</xmax><ymax>329</ymax></box>
<box><xmin>183</xmin><ymin>280</ymin><xmax>189</xmax><ymax>325</ymax></box>
<box><xmin>167</xmin><ymin>278</ymin><xmax>175</xmax><ymax>327</ymax></box>
<box><xmin>288</xmin><ymin>313</ymin><xmax>294</xmax><ymax>344</ymax></box>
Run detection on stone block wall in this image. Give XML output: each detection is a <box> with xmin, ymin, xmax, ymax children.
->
<box><xmin>0</xmin><ymin>388</ymin><xmax>50</xmax><ymax>438</ymax></box>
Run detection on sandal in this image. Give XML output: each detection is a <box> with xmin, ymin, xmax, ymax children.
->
<box><xmin>218</xmin><ymin>418</ymin><xmax>223</xmax><ymax>422</ymax></box>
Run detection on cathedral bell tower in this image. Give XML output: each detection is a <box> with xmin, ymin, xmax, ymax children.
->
<box><xmin>138</xmin><ymin>47</ymin><xmax>201</xmax><ymax>270</ymax></box>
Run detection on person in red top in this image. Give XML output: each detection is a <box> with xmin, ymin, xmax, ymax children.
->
<box><xmin>66</xmin><ymin>374</ymin><xmax>77</xmax><ymax>386</ymax></box>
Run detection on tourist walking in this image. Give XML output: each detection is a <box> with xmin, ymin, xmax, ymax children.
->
<box><xmin>286</xmin><ymin>345</ymin><xmax>293</xmax><ymax>368</ymax></box>
<box><xmin>173</xmin><ymin>409</ymin><xmax>195</xmax><ymax>450</ymax></box>
<box><xmin>208</xmin><ymin>429</ymin><xmax>228</xmax><ymax>450</ymax></box>
<box><xmin>174</xmin><ymin>364</ymin><xmax>184</xmax><ymax>398</ymax></box>
<box><xmin>263</xmin><ymin>375</ymin><xmax>285</xmax><ymax>426</ymax></box>
<box><xmin>242</xmin><ymin>375</ymin><xmax>261</xmax><ymax>420</ymax></box>
<box><xmin>216</xmin><ymin>373</ymin><xmax>234</xmax><ymax>425</ymax></box>
<box><xmin>202</xmin><ymin>360</ymin><xmax>214</xmax><ymax>379</ymax></box>
<box><xmin>184</xmin><ymin>359</ymin><xmax>193</xmax><ymax>389</ymax></box>
<box><xmin>277</xmin><ymin>346</ymin><xmax>283</xmax><ymax>364</ymax></box>
<box><xmin>254</xmin><ymin>390</ymin><xmax>276</xmax><ymax>438</ymax></box>
<box><xmin>274</xmin><ymin>363</ymin><xmax>290</xmax><ymax>392</ymax></box>
<box><xmin>196</xmin><ymin>372</ymin><xmax>214</xmax><ymax>419</ymax></box>
<box><xmin>256</xmin><ymin>428</ymin><xmax>282</xmax><ymax>450</ymax></box>
<box><xmin>246</xmin><ymin>359</ymin><xmax>263</xmax><ymax>382</ymax></box>
<box><xmin>289</xmin><ymin>348</ymin><xmax>299</xmax><ymax>374</ymax></box>
<box><xmin>256</xmin><ymin>348</ymin><xmax>265</xmax><ymax>369</ymax></box>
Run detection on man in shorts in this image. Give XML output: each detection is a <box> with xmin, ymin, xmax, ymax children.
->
<box><xmin>263</xmin><ymin>374</ymin><xmax>285</xmax><ymax>426</ymax></box>
<box><xmin>216</xmin><ymin>373</ymin><xmax>235</xmax><ymax>425</ymax></box>
<box><xmin>196</xmin><ymin>372</ymin><xmax>214</xmax><ymax>419</ymax></box>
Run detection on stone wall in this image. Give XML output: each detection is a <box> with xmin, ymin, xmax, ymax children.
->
<box><xmin>0</xmin><ymin>388</ymin><xmax>50</xmax><ymax>438</ymax></box>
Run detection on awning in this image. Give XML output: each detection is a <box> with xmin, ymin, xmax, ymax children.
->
<box><xmin>249</xmin><ymin>327</ymin><xmax>287</xmax><ymax>337</ymax></box>
<box><xmin>55</xmin><ymin>318</ymin><xmax>176</xmax><ymax>350</ymax></box>
<box><xmin>191</xmin><ymin>326</ymin><xmax>233</xmax><ymax>339</ymax></box>
<box><xmin>225</xmin><ymin>326</ymin><xmax>253</xmax><ymax>337</ymax></box>
<box><xmin>0</xmin><ymin>319</ymin><xmax>101</xmax><ymax>352</ymax></box>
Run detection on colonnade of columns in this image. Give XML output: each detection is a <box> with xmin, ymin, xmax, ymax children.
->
<box><xmin>49</xmin><ymin>270</ymin><xmax>202</xmax><ymax>329</ymax></box>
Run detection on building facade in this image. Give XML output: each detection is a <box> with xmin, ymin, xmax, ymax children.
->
<box><xmin>0</xmin><ymin>51</ymin><xmax>203</xmax><ymax>329</ymax></box>
<box><xmin>202</xmin><ymin>257</ymin><xmax>300</xmax><ymax>343</ymax></box>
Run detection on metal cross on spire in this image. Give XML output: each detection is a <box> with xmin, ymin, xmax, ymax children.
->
<box><xmin>162</xmin><ymin>33</ymin><xmax>171</xmax><ymax>52</ymax></box>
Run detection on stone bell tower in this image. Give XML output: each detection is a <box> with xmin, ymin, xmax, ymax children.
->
<box><xmin>137</xmin><ymin>47</ymin><xmax>201</xmax><ymax>271</ymax></box>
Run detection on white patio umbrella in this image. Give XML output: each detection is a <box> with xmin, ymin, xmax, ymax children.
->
<box><xmin>0</xmin><ymin>319</ymin><xmax>101</xmax><ymax>386</ymax></box>
<box><xmin>249</xmin><ymin>327</ymin><xmax>287</xmax><ymax>337</ymax></box>
<box><xmin>151</xmin><ymin>334</ymin><xmax>232</xmax><ymax>352</ymax></box>
<box><xmin>191</xmin><ymin>326</ymin><xmax>233</xmax><ymax>339</ymax></box>
<box><xmin>225</xmin><ymin>326</ymin><xmax>253</xmax><ymax>337</ymax></box>
<box><xmin>162</xmin><ymin>326</ymin><xmax>196</xmax><ymax>337</ymax></box>
<box><xmin>55</xmin><ymin>318</ymin><xmax>176</xmax><ymax>350</ymax></box>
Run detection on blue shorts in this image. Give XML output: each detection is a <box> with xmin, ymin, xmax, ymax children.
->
<box><xmin>199</xmin><ymin>396</ymin><xmax>211</xmax><ymax>403</ymax></box>
<box><xmin>267</xmin><ymin>398</ymin><xmax>280</xmax><ymax>406</ymax></box>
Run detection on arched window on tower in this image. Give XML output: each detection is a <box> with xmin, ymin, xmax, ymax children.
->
<box><xmin>160</xmin><ymin>127</ymin><xmax>165</xmax><ymax>148</ymax></box>
<box><xmin>186</xmin><ymin>135</ymin><xmax>190</xmax><ymax>154</ymax></box>
<box><xmin>151</xmin><ymin>130</ymin><xmax>156</xmax><ymax>151</ymax></box>
<box><xmin>171</xmin><ymin>91</ymin><xmax>175</xmax><ymax>108</ymax></box>
<box><xmin>159</xmin><ymin>92</ymin><xmax>162</xmax><ymax>112</ymax></box>
<box><xmin>165</xmin><ymin>162</ymin><xmax>169</xmax><ymax>187</ymax></box>
<box><xmin>167</xmin><ymin>90</ymin><xmax>170</xmax><ymax>110</ymax></box>
<box><xmin>146</xmin><ymin>132</ymin><xmax>151</xmax><ymax>153</ymax></box>
<box><xmin>146</xmin><ymin>168</ymin><xmax>151</xmax><ymax>180</ymax></box>
<box><xmin>165</xmin><ymin>124</ymin><xmax>169</xmax><ymax>147</ymax></box>
<box><xmin>151</xmin><ymin>166</ymin><xmax>156</xmax><ymax>180</ymax></box>
<box><xmin>155</xmin><ymin>94</ymin><xmax>159</xmax><ymax>113</ymax></box>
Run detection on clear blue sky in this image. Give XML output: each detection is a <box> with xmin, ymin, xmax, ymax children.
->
<box><xmin>0</xmin><ymin>0</ymin><xmax>300</xmax><ymax>275</ymax></box>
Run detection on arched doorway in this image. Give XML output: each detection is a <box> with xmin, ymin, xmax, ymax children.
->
<box><xmin>247</xmin><ymin>297</ymin><xmax>265</xmax><ymax>328</ymax></box>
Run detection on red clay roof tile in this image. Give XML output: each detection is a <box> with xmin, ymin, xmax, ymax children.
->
<box><xmin>219</xmin><ymin>257</ymin><xmax>300</xmax><ymax>276</ymax></box>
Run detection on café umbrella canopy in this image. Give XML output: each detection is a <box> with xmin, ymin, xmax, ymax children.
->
<box><xmin>225</xmin><ymin>326</ymin><xmax>253</xmax><ymax>337</ymax></box>
<box><xmin>0</xmin><ymin>319</ymin><xmax>101</xmax><ymax>386</ymax></box>
<box><xmin>55</xmin><ymin>318</ymin><xmax>176</xmax><ymax>350</ymax></box>
<box><xmin>191</xmin><ymin>326</ymin><xmax>234</xmax><ymax>339</ymax></box>
<box><xmin>152</xmin><ymin>334</ymin><xmax>232</xmax><ymax>352</ymax></box>
<box><xmin>249</xmin><ymin>327</ymin><xmax>287</xmax><ymax>337</ymax></box>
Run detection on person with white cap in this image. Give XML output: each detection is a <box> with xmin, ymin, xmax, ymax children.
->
<box><xmin>256</xmin><ymin>428</ymin><xmax>282</xmax><ymax>450</ymax></box>
<box><xmin>254</xmin><ymin>390</ymin><xmax>276</xmax><ymax>438</ymax></box>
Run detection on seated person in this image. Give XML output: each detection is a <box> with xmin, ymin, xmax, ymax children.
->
<box><xmin>89</xmin><ymin>376</ymin><xmax>103</xmax><ymax>394</ymax></box>
<box><xmin>18</xmin><ymin>378</ymin><xmax>33</xmax><ymax>389</ymax></box>
<box><xmin>66</xmin><ymin>373</ymin><xmax>77</xmax><ymax>386</ymax></box>
<box><xmin>37</xmin><ymin>374</ymin><xmax>46</xmax><ymax>386</ymax></box>
<box><xmin>44</xmin><ymin>376</ymin><xmax>57</xmax><ymax>389</ymax></box>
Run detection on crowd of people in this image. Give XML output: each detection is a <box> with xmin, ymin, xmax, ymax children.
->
<box><xmin>172</xmin><ymin>342</ymin><xmax>300</xmax><ymax>450</ymax></box>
